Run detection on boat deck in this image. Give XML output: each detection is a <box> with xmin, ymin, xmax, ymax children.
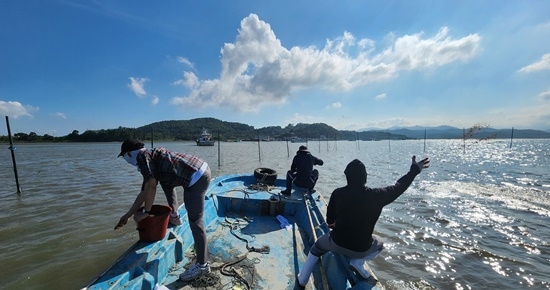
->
<box><xmin>84</xmin><ymin>174</ymin><xmax>382</xmax><ymax>290</ymax></box>
<box><xmin>164</xmin><ymin>213</ymin><xmax>308</xmax><ymax>289</ymax></box>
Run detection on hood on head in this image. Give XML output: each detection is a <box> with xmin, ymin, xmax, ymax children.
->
<box><xmin>344</xmin><ymin>159</ymin><xmax>367</xmax><ymax>185</ymax></box>
<box><xmin>297</xmin><ymin>145</ymin><xmax>309</xmax><ymax>153</ymax></box>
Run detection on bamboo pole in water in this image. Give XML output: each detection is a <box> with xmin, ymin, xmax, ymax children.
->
<box><xmin>150</xmin><ymin>125</ymin><xmax>154</xmax><ymax>148</ymax></box>
<box><xmin>5</xmin><ymin>116</ymin><xmax>22</xmax><ymax>193</ymax></box>
<box><xmin>509</xmin><ymin>127</ymin><xmax>514</xmax><ymax>149</ymax></box>
<box><xmin>286</xmin><ymin>137</ymin><xmax>289</xmax><ymax>158</ymax></box>
<box><xmin>218</xmin><ymin>130</ymin><xmax>221</xmax><ymax>167</ymax></box>
<box><xmin>388</xmin><ymin>132</ymin><xmax>391</xmax><ymax>152</ymax></box>
<box><xmin>319</xmin><ymin>132</ymin><xmax>328</xmax><ymax>154</ymax></box>
<box><xmin>424</xmin><ymin>129</ymin><xmax>427</xmax><ymax>152</ymax></box>
<box><xmin>463</xmin><ymin>128</ymin><xmax>466</xmax><ymax>154</ymax></box>
<box><xmin>257</xmin><ymin>131</ymin><xmax>261</xmax><ymax>161</ymax></box>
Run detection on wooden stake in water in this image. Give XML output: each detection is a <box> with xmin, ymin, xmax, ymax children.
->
<box><xmin>318</xmin><ymin>132</ymin><xmax>321</xmax><ymax>154</ymax></box>
<box><xmin>257</xmin><ymin>131</ymin><xmax>261</xmax><ymax>161</ymax></box>
<box><xmin>150</xmin><ymin>125</ymin><xmax>154</xmax><ymax>148</ymax></box>
<box><xmin>388</xmin><ymin>132</ymin><xmax>391</xmax><ymax>152</ymax></box>
<box><xmin>5</xmin><ymin>116</ymin><xmax>22</xmax><ymax>193</ymax></box>
<box><xmin>463</xmin><ymin>128</ymin><xmax>466</xmax><ymax>154</ymax></box>
<box><xmin>286</xmin><ymin>137</ymin><xmax>290</xmax><ymax>158</ymax></box>
<box><xmin>218</xmin><ymin>130</ymin><xmax>221</xmax><ymax>167</ymax></box>
<box><xmin>424</xmin><ymin>129</ymin><xmax>427</xmax><ymax>152</ymax></box>
<box><xmin>509</xmin><ymin>127</ymin><xmax>514</xmax><ymax>149</ymax></box>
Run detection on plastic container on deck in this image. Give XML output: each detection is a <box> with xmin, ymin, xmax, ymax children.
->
<box><xmin>136</xmin><ymin>205</ymin><xmax>172</xmax><ymax>242</ymax></box>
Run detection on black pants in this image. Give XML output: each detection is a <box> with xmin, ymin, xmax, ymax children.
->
<box><xmin>285</xmin><ymin>169</ymin><xmax>319</xmax><ymax>191</ymax></box>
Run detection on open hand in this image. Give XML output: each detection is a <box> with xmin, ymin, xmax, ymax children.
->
<box><xmin>412</xmin><ymin>156</ymin><xmax>430</xmax><ymax>172</ymax></box>
<box><xmin>114</xmin><ymin>215</ymin><xmax>129</xmax><ymax>230</ymax></box>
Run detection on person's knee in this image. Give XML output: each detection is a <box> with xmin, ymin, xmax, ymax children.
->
<box><xmin>310</xmin><ymin>244</ymin><xmax>325</xmax><ymax>257</ymax></box>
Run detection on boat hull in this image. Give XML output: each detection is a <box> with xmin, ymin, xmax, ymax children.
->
<box><xmin>196</xmin><ymin>140</ymin><xmax>215</xmax><ymax>146</ymax></box>
<box><xmin>83</xmin><ymin>173</ymin><xmax>382</xmax><ymax>290</ymax></box>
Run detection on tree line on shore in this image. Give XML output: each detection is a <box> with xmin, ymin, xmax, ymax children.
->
<box><xmin>1</xmin><ymin>117</ymin><xmax>548</xmax><ymax>143</ymax></box>
<box><xmin>0</xmin><ymin>117</ymin><xmax>409</xmax><ymax>143</ymax></box>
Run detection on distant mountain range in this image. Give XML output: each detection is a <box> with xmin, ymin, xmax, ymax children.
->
<box><xmin>359</xmin><ymin>125</ymin><xmax>550</xmax><ymax>139</ymax></box>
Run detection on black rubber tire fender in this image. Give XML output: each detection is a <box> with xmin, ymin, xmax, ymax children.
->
<box><xmin>254</xmin><ymin>167</ymin><xmax>278</xmax><ymax>184</ymax></box>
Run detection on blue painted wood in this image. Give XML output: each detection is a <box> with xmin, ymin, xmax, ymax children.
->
<box><xmin>83</xmin><ymin>173</ymin><xmax>383</xmax><ymax>290</ymax></box>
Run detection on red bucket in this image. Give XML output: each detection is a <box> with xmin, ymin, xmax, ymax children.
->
<box><xmin>136</xmin><ymin>205</ymin><xmax>172</xmax><ymax>242</ymax></box>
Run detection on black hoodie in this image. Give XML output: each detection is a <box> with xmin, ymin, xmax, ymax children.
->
<box><xmin>326</xmin><ymin>159</ymin><xmax>420</xmax><ymax>252</ymax></box>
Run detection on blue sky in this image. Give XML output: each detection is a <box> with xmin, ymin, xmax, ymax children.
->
<box><xmin>1</xmin><ymin>1</ymin><xmax>549</xmax><ymax>136</ymax></box>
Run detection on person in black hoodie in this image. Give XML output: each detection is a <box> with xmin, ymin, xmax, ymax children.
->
<box><xmin>280</xmin><ymin>145</ymin><xmax>324</xmax><ymax>196</ymax></box>
<box><xmin>297</xmin><ymin>156</ymin><xmax>430</xmax><ymax>286</ymax></box>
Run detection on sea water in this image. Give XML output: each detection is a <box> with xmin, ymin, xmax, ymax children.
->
<box><xmin>0</xmin><ymin>139</ymin><xmax>548</xmax><ymax>289</ymax></box>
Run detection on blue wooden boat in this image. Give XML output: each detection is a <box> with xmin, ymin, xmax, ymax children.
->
<box><xmin>83</xmin><ymin>171</ymin><xmax>383</xmax><ymax>290</ymax></box>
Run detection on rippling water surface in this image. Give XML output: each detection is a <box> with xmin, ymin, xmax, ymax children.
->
<box><xmin>0</xmin><ymin>139</ymin><xmax>548</xmax><ymax>289</ymax></box>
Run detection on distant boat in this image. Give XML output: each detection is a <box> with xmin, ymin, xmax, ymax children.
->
<box><xmin>196</xmin><ymin>128</ymin><xmax>215</xmax><ymax>146</ymax></box>
<box><xmin>290</xmin><ymin>137</ymin><xmax>306</xmax><ymax>143</ymax></box>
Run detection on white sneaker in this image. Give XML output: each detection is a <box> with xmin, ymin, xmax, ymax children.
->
<box><xmin>179</xmin><ymin>262</ymin><xmax>211</xmax><ymax>281</ymax></box>
<box><xmin>349</xmin><ymin>258</ymin><xmax>371</xmax><ymax>279</ymax></box>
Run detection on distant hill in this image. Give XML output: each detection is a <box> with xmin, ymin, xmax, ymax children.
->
<box><xmin>368</xmin><ymin>126</ymin><xmax>550</xmax><ymax>139</ymax></box>
<box><xmin>3</xmin><ymin>119</ymin><xmax>549</xmax><ymax>143</ymax></box>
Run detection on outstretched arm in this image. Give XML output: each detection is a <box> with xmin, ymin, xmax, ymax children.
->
<box><xmin>133</xmin><ymin>178</ymin><xmax>158</xmax><ymax>223</ymax></box>
<box><xmin>114</xmin><ymin>177</ymin><xmax>158</xmax><ymax>230</ymax></box>
<box><xmin>114</xmin><ymin>190</ymin><xmax>146</xmax><ymax>230</ymax></box>
<box><xmin>375</xmin><ymin>155</ymin><xmax>430</xmax><ymax>206</ymax></box>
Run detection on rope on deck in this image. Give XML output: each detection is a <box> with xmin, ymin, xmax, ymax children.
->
<box><xmin>247</xmin><ymin>182</ymin><xmax>276</xmax><ymax>192</ymax></box>
<box><xmin>189</xmin><ymin>273</ymin><xmax>220</xmax><ymax>289</ymax></box>
<box><xmin>222</xmin><ymin>216</ymin><xmax>270</xmax><ymax>254</ymax></box>
<box><xmin>219</xmin><ymin>255</ymin><xmax>260</xmax><ymax>290</ymax></box>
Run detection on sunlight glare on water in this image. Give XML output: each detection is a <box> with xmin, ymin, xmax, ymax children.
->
<box><xmin>0</xmin><ymin>139</ymin><xmax>548</xmax><ymax>289</ymax></box>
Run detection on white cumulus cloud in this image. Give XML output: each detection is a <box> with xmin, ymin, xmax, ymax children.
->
<box><xmin>374</xmin><ymin>93</ymin><xmax>387</xmax><ymax>100</ymax></box>
<box><xmin>171</xmin><ymin>14</ymin><xmax>481</xmax><ymax>113</ymax></box>
<box><xmin>327</xmin><ymin>102</ymin><xmax>342</xmax><ymax>109</ymax></box>
<box><xmin>0</xmin><ymin>100</ymin><xmax>38</xmax><ymax>118</ymax></box>
<box><xmin>50</xmin><ymin>112</ymin><xmax>67</xmax><ymax>119</ymax></box>
<box><xmin>151</xmin><ymin>95</ymin><xmax>159</xmax><ymax>105</ymax></box>
<box><xmin>177</xmin><ymin>57</ymin><xmax>195</xmax><ymax>69</ymax></box>
<box><xmin>518</xmin><ymin>53</ymin><xmax>550</xmax><ymax>73</ymax></box>
<box><xmin>128</xmin><ymin>77</ymin><xmax>148</xmax><ymax>97</ymax></box>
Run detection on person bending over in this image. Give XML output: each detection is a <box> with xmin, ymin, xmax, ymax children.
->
<box><xmin>114</xmin><ymin>139</ymin><xmax>212</xmax><ymax>282</ymax></box>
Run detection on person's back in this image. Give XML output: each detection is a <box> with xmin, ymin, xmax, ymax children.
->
<box><xmin>297</xmin><ymin>156</ymin><xmax>429</xmax><ymax>287</ymax></box>
<box><xmin>291</xmin><ymin>150</ymin><xmax>322</xmax><ymax>177</ymax></box>
<box><xmin>327</xmin><ymin>158</ymin><xmax>423</xmax><ymax>251</ymax></box>
<box><xmin>281</xmin><ymin>145</ymin><xmax>323</xmax><ymax>195</ymax></box>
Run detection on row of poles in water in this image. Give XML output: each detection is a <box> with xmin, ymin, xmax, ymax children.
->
<box><xmin>3</xmin><ymin>118</ymin><xmax>516</xmax><ymax>194</ymax></box>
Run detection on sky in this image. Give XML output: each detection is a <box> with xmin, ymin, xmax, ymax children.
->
<box><xmin>1</xmin><ymin>1</ymin><xmax>550</xmax><ymax>137</ymax></box>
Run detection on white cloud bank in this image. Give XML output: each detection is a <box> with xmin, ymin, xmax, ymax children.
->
<box><xmin>0</xmin><ymin>100</ymin><xmax>38</xmax><ymax>119</ymax></box>
<box><xmin>171</xmin><ymin>13</ymin><xmax>480</xmax><ymax>112</ymax></box>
